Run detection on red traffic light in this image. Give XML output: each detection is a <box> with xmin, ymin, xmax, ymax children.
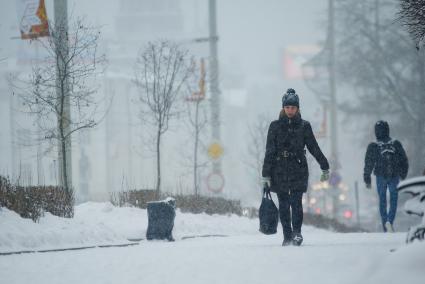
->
<box><xmin>343</xmin><ymin>210</ymin><xmax>353</xmax><ymax>219</ymax></box>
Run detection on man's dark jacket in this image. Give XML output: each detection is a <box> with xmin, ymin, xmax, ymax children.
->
<box><xmin>363</xmin><ymin>137</ymin><xmax>408</xmax><ymax>182</ymax></box>
<box><xmin>262</xmin><ymin>112</ymin><xmax>329</xmax><ymax>193</ymax></box>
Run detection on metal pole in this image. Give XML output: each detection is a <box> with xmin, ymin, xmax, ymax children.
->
<box><xmin>9</xmin><ymin>90</ymin><xmax>17</xmax><ymax>181</ymax></box>
<box><xmin>126</xmin><ymin>85</ymin><xmax>133</xmax><ymax>188</ymax></box>
<box><xmin>105</xmin><ymin>80</ymin><xmax>112</xmax><ymax>194</ymax></box>
<box><xmin>354</xmin><ymin>181</ymin><xmax>360</xmax><ymax>226</ymax></box>
<box><xmin>328</xmin><ymin>0</ymin><xmax>338</xmax><ymax>219</ymax></box>
<box><xmin>208</xmin><ymin>0</ymin><xmax>221</xmax><ymax>174</ymax></box>
<box><xmin>373</xmin><ymin>0</ymin><xmax>382</xmax><ymax>123</ymax></box>
<box><xmin>54</xmin><ymin>0</ymin><xmax>72</xmax><ymax>191</ymax></box>
<box><xmin>374</xmin><ymin>0</ymin><xmax>380</xmax><ymax>46</ymax></box>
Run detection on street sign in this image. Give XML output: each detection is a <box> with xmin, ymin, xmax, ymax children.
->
<box><xmin>207</xmin><ymin>142</ymin><xmax>223</xmax><ymax>160</ymax></box>
<box><xmin>206</xmin><ymin>172</ymin><xmax>225</xmax><ymax>193</ymax></box>
<box><xmin>185</xmin><ymin>58</ymin><xmax>206</xmax><ymax>102</ymax></box>
<box><xmin>17</xmin><ymin>0</ymin><xmax>49</xmax><ymax>39</ymax></box>
<box><xmin>283</xmin><ymin>44</ymin><xmax>321</xmax><ymax>80</ymax></box>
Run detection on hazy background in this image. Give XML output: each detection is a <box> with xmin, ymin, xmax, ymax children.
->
<box><xmin>2</xmin><ymin>0</ymin><xmax>415</xmax><ymax>230</ymax></box>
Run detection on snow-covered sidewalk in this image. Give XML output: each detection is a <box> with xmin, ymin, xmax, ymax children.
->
<box><xmin>0</xmin><ymin>231</ymin><xmax>423</xmax><ymax>284</ymax></box>
<box><xmin>1</xmin><ymin>202</ymin><xmax>424</xmax><ymax>284</ymax></box>
<box><xmin>0</xmin><ymin>202</ymin><xmax>259</xmax><ymax>253</ymax></box>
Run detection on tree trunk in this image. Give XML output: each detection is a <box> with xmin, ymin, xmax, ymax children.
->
<box><xmin>156</xmin><ymin>127</ymin><xmax>162</xmax><ymax>198</ymax></box>
<box><xmin>59</xmin><ymin>76</ymin><xmax>69</xmax><ymax>194</ymax></box>
<box><xmin>414</xmin><ymin>49</ymin><xmax>425</xmax><ymax>175</ymax></box>
<box><xmin>61</xmin><ymin>139</ymin><xmax>68</xmax><ymax>192</ymax></box>
<box><xmin>60</xmin><ymin>123</ymin><xmax>69</xmax><ymax>194</ymax></box>
<box><xmin>414</xmin><ymin>119</ymin><xmax>425</xmax><ymax>175</ymax></box>
<box><xmin>194</xmin><ymin>101</ymin><xmax>200</xmax><ymax>196</ymax></box>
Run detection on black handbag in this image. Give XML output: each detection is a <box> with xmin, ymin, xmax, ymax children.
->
<box><xmin>259</xmin><ymin>185</ymin><xmax>279</xmax><ymax>235</ymax></box>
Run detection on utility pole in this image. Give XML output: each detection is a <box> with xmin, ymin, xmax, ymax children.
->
<box><xmin>209</xmin><ymin>0</ymin><xmax>221</xmax><ymax>174</ymax></box>
<box><xmin>328</xmin><ymin>0</ymin><xmax>339</xmax><ymax>219</ymax></box>
<box><xmin>373</xmin><ymin>0</ymin><xmax>382</xmax><ymax>124</ymax></box>
<box><xmin>54</xmin><ymin>0</ymin><xmax>72</xmax><ymax>191</ymax></box>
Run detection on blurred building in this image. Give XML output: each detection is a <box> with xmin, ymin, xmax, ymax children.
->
<box><xmin>88</xmin><ymin>0</ymin><xmax>185</xmax><ymax>199</ymax></box>
<box><xmin>116</xmin><ymin>0</ymin><xmax>183</xmax><ymax>41</ymax></box>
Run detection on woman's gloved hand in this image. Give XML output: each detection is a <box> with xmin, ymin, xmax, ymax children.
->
<box><xmin>320</xmin><ymin>170</ymin><xmax>330</xmax><ymax>182</ymax></box>
<box><xmin>262</xmin><ymin>177</ymin><xmax>271</xmax><ymax>188</ymax></box>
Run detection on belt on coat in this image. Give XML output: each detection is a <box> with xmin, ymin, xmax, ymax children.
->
<box><xmin>279</xmin><ymin>149</ymin><xmax>306</xmax><ymax>158</ymax></box>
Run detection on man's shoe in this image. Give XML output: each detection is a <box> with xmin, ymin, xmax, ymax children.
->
<box><xmin>292</xmin><ymin>233</ymin><xmax>303</xmax><ymax>246</ymax></box>
<box><xmin>385</xmin><ymin>222</ymin><xmax>394</xmax><ymax>233</ymax></box>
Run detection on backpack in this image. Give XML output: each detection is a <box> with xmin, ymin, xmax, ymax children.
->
<box><xmin>376</xmin><ymin>140</ymin><xmax>397</xmax><ymax>177</ymax></box>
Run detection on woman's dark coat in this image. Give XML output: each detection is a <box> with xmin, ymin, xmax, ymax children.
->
<box><xmin>262</xmin><ymin>112</ymin><xmax>329</xmax><ymax>193</ymax></box>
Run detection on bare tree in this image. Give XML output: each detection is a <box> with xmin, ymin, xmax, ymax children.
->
<box><xmin>398</xmin><ymin>0</ymin><xmax>425</xmax><ymax>49</ymax></box>
<box><xmin>182</xmin><ymin>59</ymin><xmax>209</xmax><ymax>196</ymax></box>
<box><xmin>245</xmin><ymin>114</ymin><xmax>271</xmax><ymax>189</ymax></box>
<box><xmin>10</xmin><ymin>18</ymin><xmax>107</xmax><ymax>195</ymax></box>
<box><xmin>335</xmin><ymin>0</ymin><xmax>425</xmax><ymax>175</ymax></box>
<box><xmin>134</xmin><ymin>41</ymin><xmax>194</xmax><ymax>196</ymax></box>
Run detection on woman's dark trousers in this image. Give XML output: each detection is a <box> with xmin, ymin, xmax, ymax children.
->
<box><xmin>277</xmin><ymin>190</ymin><xmax>304</xmax><ymax>239</ymax></box>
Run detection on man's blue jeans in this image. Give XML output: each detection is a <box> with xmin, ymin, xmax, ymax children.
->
<box><xmin>376</xmin><ymin>176</ymin><xmax>399</xmax><ymax>231</ymax></box>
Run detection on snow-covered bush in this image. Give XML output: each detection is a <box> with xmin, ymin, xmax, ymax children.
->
<box><xmin>398</xmin><ymin>176</ymin><xmax>425</xmax><ymax>243</ymax></box>
<box><xmin>0</xmin><ymin>176</ymin><xmax>74</xmax><ymax>222</ymax></box>
<box><xmin>110</xmin><ymin>190</ymin><xmax>242</xmax><ymax>216</ymax></box>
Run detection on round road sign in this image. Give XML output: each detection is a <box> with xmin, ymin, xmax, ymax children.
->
<box><xmin>206</xmin><ymin>172</ymin><xmax>225</xmax><ymax>193</ymax></box>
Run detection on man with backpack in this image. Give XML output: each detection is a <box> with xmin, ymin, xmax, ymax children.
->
<box><xmin>364</xmin><ymin>120</ymin><xmax>409</xmax><ymax>232</ymax></box>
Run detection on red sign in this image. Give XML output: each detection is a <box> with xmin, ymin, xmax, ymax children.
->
<box><xmin>17</xmin><ymin>0</ymin><xmax>49</xmax><ymax>40</ymax></box>
<box><xmin>283</xmin><ymin>45</ymin><xmax>321</xmax><ymax>80</ymax></box>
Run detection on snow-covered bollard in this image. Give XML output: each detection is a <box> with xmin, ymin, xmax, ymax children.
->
<box><xmin>146</xmin><ymin>197</ymin><xmax>176</xmax><ymax>242</ymax></box>
<box><xmin>397</xmin><ymin>176</ymin><xmax>425</xmax><ymax>243</ymax></box>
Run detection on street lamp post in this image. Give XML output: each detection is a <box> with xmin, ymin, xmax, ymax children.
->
<box><xmin>328</xmin><ymin>0</ymin><xmax>339</xmax><ymax>219</ymax></box>
<box><xmin>208</xmin><ymin>0</ymin><xmax>222</xmax><ymax>176</ymax></box>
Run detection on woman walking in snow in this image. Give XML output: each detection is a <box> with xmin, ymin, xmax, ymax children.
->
<box><xmin>262</xmin><ymin>88</ymin><xmax>330</xmax><ymax>246</ymax></box>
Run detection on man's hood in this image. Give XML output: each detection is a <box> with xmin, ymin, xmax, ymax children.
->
<box><xmin>375</xmin><ymin>121</ymin><xmax>390</xmax><ymax>141</ymax></box>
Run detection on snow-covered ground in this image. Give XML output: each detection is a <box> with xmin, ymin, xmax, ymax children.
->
<box><xmin>0</xmin><ymin>202</ymin><xmax>257</xmax><ymax>252</ymax></box>
<box><xmin>1</xmin><ymin>202</ymin><xmax>424</xmax><ymax>284</ymax></box>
